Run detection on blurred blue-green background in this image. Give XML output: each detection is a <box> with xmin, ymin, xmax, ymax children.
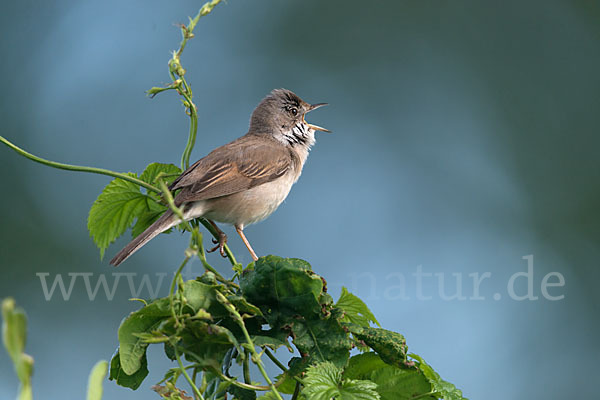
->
<box><xmin>1</xmin><ymin>1</ymin><xmax>599</xmax><ymax>398</ymax></box>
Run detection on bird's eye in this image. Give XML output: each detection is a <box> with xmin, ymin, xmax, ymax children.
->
<box><xmin>285</xmin><ymin>105</ymin><xmax>298</xmax><ymax>116</ymax></box>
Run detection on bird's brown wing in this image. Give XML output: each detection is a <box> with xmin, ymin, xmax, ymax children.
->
<box><xmin>170</xmin><ymin>136</ymin><xmax>292</xmax><ymax>204</ymax></box>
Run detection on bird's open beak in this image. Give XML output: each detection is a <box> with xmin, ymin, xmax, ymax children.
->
<box><xmin>305</xmin><ymin>103</ymin><xmax>331</xmax><ymax>132</ymax></box>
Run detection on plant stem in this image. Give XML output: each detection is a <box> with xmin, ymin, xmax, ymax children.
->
<box><xmin>216</xmin><ymin>292</ymin><xmax>284</xmax><ymax>400</ymax></box>
<box><xmin>212</xmin><ymin>368</ymin><xmax>273</xmax><ymax>391</ymax></box>
<box><xmin>169</xmin><ymin>0</ymin><xmax>223</xmax><ymax>170</ymax></box>
<box><xmin>174</xmin><ymin>344</ymin><xmax>205</xmax><ymax>400</ymax></box>
<box><xmin>0</xmin><ymin>136</ymin><xmax>160</xmax><ymax>194</ymax></box>
<box><xmin>158</xmin><ymin>179</ymin><xmax>187</xmax><ymax>225</ymax></box>
<box><xmin>264</xmin><ymin>348</ymin><xmax>306</xmax><ymax>387</ymax></box>
<box><xmin>175</xmin><ymin>347</ymin><xmax>278</xmax><ymax>392</ymax></box>
<box><xmin>0</xmin><ymin>136</ymin><xmax>241</xmax><ymax>268</ymax></box>
<box><xmin>243</xmin><ymin>349</ymin><xmax>251</xmax><ymax>384</ymax></box>
<box><xmin>176</xmin><ymin>0</ymin><xmax>224</xmax><ymax>59</ymax></box>
<box><xmin>252</xmin><ymin>352</ymin><xmax>283</xmax><ymax>400</ymax></box>
<box><xmin>177</xmin><ymin>81</ymin><xmax>197</xmax><ymax>170</ymax></box>
<box><xmin>169</xmin><ymin>257</ymin><xmax>190</xmax><ymax>327</ymax></box>
<box><xmin>291</xmin><ymin>381</ymin><xmax>301</xmax><ymax>400</ymax></box>
<box><xmin>192</xmin><ymin>368</ymin><xmax>200</xmax><ymax>400</ymax></box>
<box><xmin>264</xmin><ymin>348</ymin><xmax>288</xmax><ymax>372</ymax></box>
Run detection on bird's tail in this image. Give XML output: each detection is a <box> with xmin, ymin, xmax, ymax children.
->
<box><xmin>110</xmin><ymin>210</ymin><xmax>177</xmax><ymax>266</ymax></box>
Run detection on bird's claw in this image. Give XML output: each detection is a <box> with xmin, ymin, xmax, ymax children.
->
<box><xmin>207</xmin><ymin>232</ymin><xmax>228</xmax><ymax>258</ymax></box>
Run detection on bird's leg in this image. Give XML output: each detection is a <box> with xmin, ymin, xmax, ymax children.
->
<box><xmin>235</xmin><ymin>225</ymin><xmax>258</xmax><ymax>261</ymax></box>
<box><xmin>206</xmin><ymin>219</ymin><xmax>228</xmax><ymax>257</ymax></box>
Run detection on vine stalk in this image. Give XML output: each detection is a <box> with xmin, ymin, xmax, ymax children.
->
<box><xmin>215</xmin><ymin>292</ymin><xmax>284</xmax><ymax>400</ymax></box>
<box><xmin>0</xmin><ymin>136</ymin><xmax>159</xmax><ymax>194</ymax></box>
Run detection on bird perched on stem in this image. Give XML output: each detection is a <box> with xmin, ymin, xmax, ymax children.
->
<box><xmin>110</xmin><ymin>89</ymin><xmax>329</xmax><ymax>266</ymax></box>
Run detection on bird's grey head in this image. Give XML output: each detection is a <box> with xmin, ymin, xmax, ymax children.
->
<box><xmin>249</xmin><ymin>88</ymin><xmax>329</xmax><ymax>147</ymax></box>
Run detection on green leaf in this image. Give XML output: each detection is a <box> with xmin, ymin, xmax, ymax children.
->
<box><xmin>87</xmin><ymin>163</ymin><xmax>181</xmax><ymax>257</ymax></box>
<box><xmin>227</xmin><ymin>294</ymin><xmax>263</xmax><ymax>317</ymax></box>
<box><xmin>227</xmin><ymin>385</ymin><xmax>257</xmax><ymax>400</ymax></box>
<box><xmin>348</xmin><ymin>326</ymin><xmax>411</xmax><ymax>369</ymax></box>
<box><xmin>87</xmin><ymin>173</ymin><xmax>148</xmax><ymax>259</ymax></box>
<box><xmin>132</xmin><ymin>162</ymin><xmax>183</xmax><ymax>236</ymax></box>
<box><xmin>274</xmin><ymin>372</ymin><xmax>298</xmax><ymax>394</ymax></box>
<box><xmin>179</xmin><ymin>321</ymin><xmax>241</xmax><ymax>366</ymax></box>
<box><xmin>344</xmin><ymin>353</ymin><xmax>435</xmax><ymax>400</ymax></box>
<box><xmin>86</xmin><ymin>360</ymin><xmax>108</xmax><ymax>400</ymax></box>
<box><xmin>181</xmin><ymin>280</ymin><xmax>230</xmax><ymax>320</ymax></box>
<box><xmin>343</xmin><ymin>353</ymin><xmax>388</xmax><ymax>380</ymax></box>
<box><xmin>2</xmin><ymin>298</ymin><xmax>34</xmax><ymax>400</ymax></box>
<box><xmin>370</xmin><ymin>367</ymin><xmax>435</xmax><ymax>400</ymax></box>
<box><xmin>302</xmin><ymin>362</ymin><xmax>380</xmax><ymax>400</ymax></box>
<box><xmin>291</xmin><ymin>316</ymin><xmax>352</xmax><ymax>368</ymax></box>
<box><xmin>118</xmin><ymin>298</ymin><xmax>171</xmax><ymax>375</ymax></box>
<box><xmin>286</xmin><ymin>356</ymin><xmax>310</xmax><ymax>381</ymax></box>
<box><xmin>251</xmin><ymin>332</ymin><xmax>292</xmax><ymax>351</ymax></box>
<box><xmin>146</xmin><ymin>86</ymin><xmax>176</xmax><ymax>97</ymax></box>
<box><xmin>131</xmin><ymin>208</ymin><xmax>164</xmax><ymax>238</ymax></box>
<box><xmin>335</xmin><ymin>287</ymin><xmax>380</xmax><ymax>327</ymax></box>
<box><xmin>241</xmin><ymin>257</ymin><xmax>352</xmax><ymax>368</ymax></box>
<box><xmin>109</xmin><ymin>349</ymin><xmax>149</xmax><ymax>390</ymax></box>
<box><xmin>240</xmin><ymin>256</ymin><xmax>324</xmax><ymax>322</ymax></box>
<box><xmin>410</xmin><ymin>354</ymin><xmax>468</xmax><ymax>400</ymax></box>
<box><xmin>139</xmin><ymin>162</ymin><xmax>181</xmax><ymax>187</ymax></box>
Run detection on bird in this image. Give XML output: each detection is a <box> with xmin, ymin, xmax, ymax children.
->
<box><xmin>110</xmin><ymin>88</ymin><xmax>329</xmax><ymax>266</ymax></box>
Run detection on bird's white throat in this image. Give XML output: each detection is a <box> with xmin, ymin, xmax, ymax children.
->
<box><xmin>282</xmin><ymin>122</ymin><xmax>316</xmax><ymax>149</ymax></box>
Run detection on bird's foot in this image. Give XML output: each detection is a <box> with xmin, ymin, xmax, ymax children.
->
<box><xmin>207</xmin><ymin>232</ymin><xmax>228</xmax><ymax>257</ymax></box>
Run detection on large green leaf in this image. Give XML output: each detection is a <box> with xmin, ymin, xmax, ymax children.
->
<box><xmin>291</xmin><ymin>316</ymin><xmax>352</xmax><ymax>368</ymax></box>
<box><xmin>343</xmin><ymin>353</ymin><xmax>388</xmax><ymax>380</ymax></box>
<box><xmin>109</xmin><ymin>349</ymin><xmax>148</xmax><ymax>390</ymax></box>
<box><xmin>87</xmin><ymin>163</ymin><xmax>182</xmax><ymax>257</ymax></box>
<box><xmin>302</xmin><ymin>362</ymin><xmax>380</xmax><ymax>400</ymax></box>
<box><xmin>335</xmin><ymin>287</ymin><xmax>380</xmax><ymax>327</ymax></box>
<box><xmin>410</xmin><ymin>354</ymin><xmax>468</xmax><ymax>400</ymax></box>
<box><xmin>240</xmin><ymin>256</ymin><xmax>352</xmax><ymax>368</ymax></box>
<box><xmin>118</xmin><ymin>298</ymin><xmax>171</xmax><ymax>375</ymax></box>
<box><xmin>241</xmin><ymin>257</ymin><xmax>352</xmax><ymax>370</ymax></box>
<box><xmin>344</xmin><ymin>353</ymin><xmax>435</xmax><ymax>400</ymax></box>
<box><xmin>139</xmin><ymin>162</ymin><xmax>181</xmax><ymax>187</ymax></box>
<box><xmin>240</xmin><ymin>256</ymin><xmax>324</xmax><ymax>322</ymax></box>
<box><xmin>370</xmin><ymin>367</ymin><xmax>435</xmax><ymax>400</ymax></box>
<box><xmin>88</xmin><ymin>173</ymin><xmax>148</xmax><ymax>259</ymax></box>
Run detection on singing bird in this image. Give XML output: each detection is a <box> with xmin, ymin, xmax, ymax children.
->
<box><xmin>110</xmin><ymin>89</ymin><xmax>328</xmax><ymax>266</ymax></box>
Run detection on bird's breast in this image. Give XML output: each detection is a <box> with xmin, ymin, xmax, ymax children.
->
<box><xmin>200</xmin><ymin>170</ymin><xmax>299</xmax><ymax>228</ymax></box>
